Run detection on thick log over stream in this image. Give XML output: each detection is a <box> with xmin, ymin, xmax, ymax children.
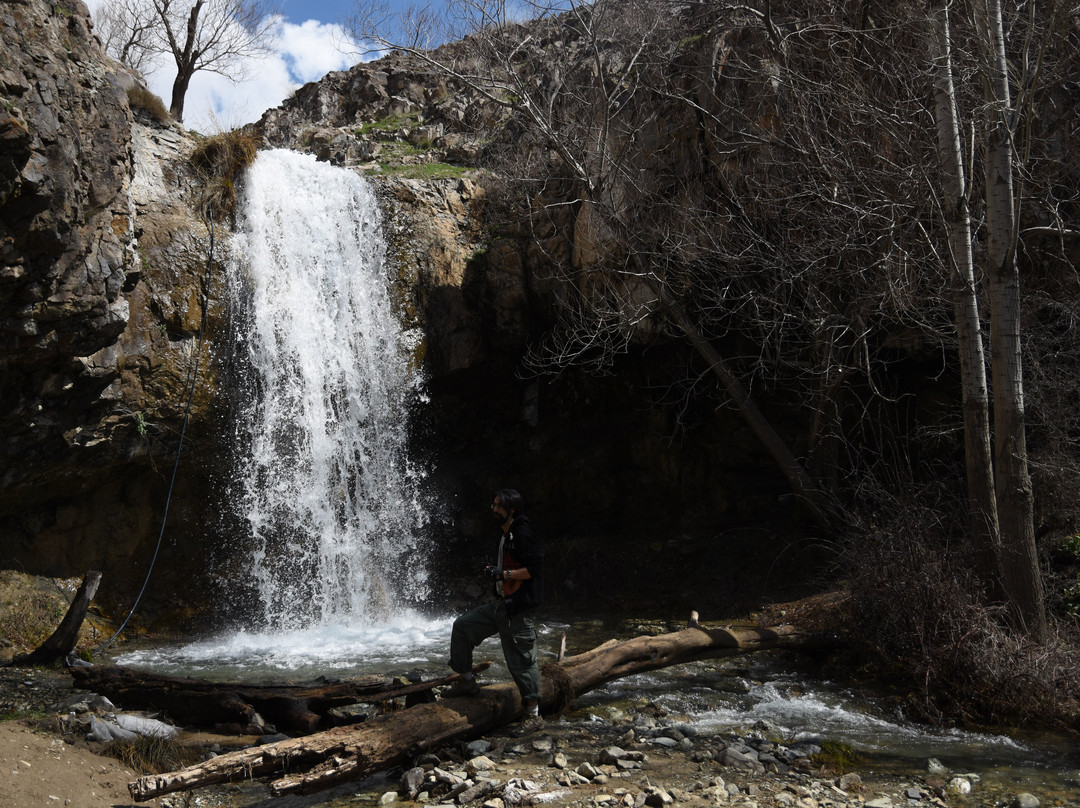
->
<box><xmin>128</xmin><ymin>623</ymin><xmax>827</xmax><ymax>802</ymax></box>
<box><xmin>71</xmin><ymin>662</ymin><xmax>493</xmax><ymax>735</ymax></box>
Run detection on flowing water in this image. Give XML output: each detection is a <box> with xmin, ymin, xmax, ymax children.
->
<box><xmin>111</xmin><ymin>615</ymin><xmax>1079</xmax><ymax>800</ymax></box>
<box><xmin>221</xmin><ymin>149</ymin><xmax>429</xmax><ymax>631</ymax></box>
<box><xmin>111</xmin><ymin>151</ymin><xmax>1077</xmax><ymax>803</ymax></box>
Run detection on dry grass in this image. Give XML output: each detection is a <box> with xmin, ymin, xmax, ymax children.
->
<box><xmin>840</xmin><ymin>483</ymin><xmax>1080</xmax><ymax>734</ymax></box>
<box><xmin>189</xmin><ymin>130</ymin><xmax>259</xmax><ymax>222</ymax></box>
<box><xmin>126</xmin><ymin>86</ymin><xmax>170</xmax><ymax>125</ymax></box>
<box><xmin>104</xmin><ymin>734</ymin><xmax>203</xmax><ymax>774</ymax></box>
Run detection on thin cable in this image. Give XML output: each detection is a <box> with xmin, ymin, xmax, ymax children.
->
<box><xmin>95</xmin><ymin>209</ymin><xmax>216</xmax><ymax>654</ymax></box>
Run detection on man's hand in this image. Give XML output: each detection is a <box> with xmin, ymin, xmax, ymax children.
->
<box><xmin>484</xmin><ymin>565</ymin><xmax>502</xmax><ymax>580</ymax></box>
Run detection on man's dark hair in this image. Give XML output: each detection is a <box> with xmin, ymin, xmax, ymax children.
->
<box><xmin>496</xmin><ymin>488</ymin><xmax>525</xmax><ymax>515</ymax></box>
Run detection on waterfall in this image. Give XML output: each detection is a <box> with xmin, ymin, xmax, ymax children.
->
<box><xmin>225</xmin><ymin>149</ymin><xmax>429</xmax><ymax>631</ymax></box>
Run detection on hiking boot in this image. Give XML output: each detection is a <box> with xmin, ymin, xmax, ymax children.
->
<box><xmin>447</xmin><ymin>676</ymin><xmax>481</xmax><ymax>697</ymax></box>
<box><xmin>510</xmin><ymin>714</ymin><xmax>544</xmax><ymax>737</ymax></box>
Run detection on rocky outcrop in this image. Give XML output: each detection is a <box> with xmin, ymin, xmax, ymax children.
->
<box><xmin>0</xmin><ymin>0</ymin><xmax>797</xmax><ymax>623</ymax></box>
<box><xmin>0</xmin><ymin>0</ymin><xmax>134</xmax><ymax>464</ymax></box>
<box><xmin>0</xmin><ymin>0</ymin><xmax>225</xmax><ymax>612</ymax></box>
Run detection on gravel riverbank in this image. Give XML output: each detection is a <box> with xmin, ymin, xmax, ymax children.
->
<box><xmin>4</xmin><ymin>663</ymin><xmax>1073</xmax><ymax>808</ymax></box>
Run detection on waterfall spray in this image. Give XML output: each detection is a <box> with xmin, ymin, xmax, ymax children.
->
<box><xmin>227</xmin><ymin>150</ymin><xmax>428</xmax><ymax>630</ymax></box>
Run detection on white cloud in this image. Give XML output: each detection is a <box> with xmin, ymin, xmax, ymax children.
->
<box><xmin>278</xmin><ymin>19</ymin><xmax>358</xmax><ymax>83</ymax></box>
<box><xmin>84</xmin><ymin>1</ymin><xmax>359</xmax><ymax>133</ymax></box>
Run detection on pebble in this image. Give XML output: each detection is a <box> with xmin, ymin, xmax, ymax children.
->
<box><xmin>1</xmin><ymin>667</ymin><xmax>1057</xmax><ymax>808</ymax></box>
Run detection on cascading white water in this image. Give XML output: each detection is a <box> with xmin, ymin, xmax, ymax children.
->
<box><xmin>225</xmin><ymin>149</ymin><xmax>429</xmax><ymax>630</ymax></box>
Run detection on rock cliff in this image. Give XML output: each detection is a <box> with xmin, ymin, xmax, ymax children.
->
<box><xmin>0</xmin><ymin>0</ymin><xmax>228</xmax><ymax>616</ymax></box>
<box><xmin>0</xmin><ymin>0</ymin><xmax>791</xmax><ymax>624</ymax></box>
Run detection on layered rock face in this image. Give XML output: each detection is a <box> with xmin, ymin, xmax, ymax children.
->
<box><xmin>0</xmin><ymin>0</ymin><xmax>788</xmax><ymax>622</ymax></box>
<box><xmin>252</xmin><ymin>44</ymin><xmax>783</xmax><ymax>562</ymax></box>
<box><xmin>0</xmin><ymin>0</ymin><xmax>222</xmax><ymax>611</ymax></box>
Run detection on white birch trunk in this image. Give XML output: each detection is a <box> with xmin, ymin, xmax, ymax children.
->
<box><xmin>973</xmin><ymin>0</ymin><xmax>1047</xmax><ymax>641</ymax></box>
<box><xmin>928</xmin><ymin>0</ymin><xmax>1002</xmax><ymax>592</ymax></box>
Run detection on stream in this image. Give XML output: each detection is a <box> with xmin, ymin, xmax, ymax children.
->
<box><xmin>106</xmin><ymin>612</ymin><xmax>1080</xmax><ymax>804</ymax></box>
<box><xmin>145</xmin><ymin>149</ymin><xmax>1078</xmax><ymax>806</ymax></box>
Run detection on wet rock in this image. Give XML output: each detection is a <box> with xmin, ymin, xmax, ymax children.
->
<box><xmin>752</xmin><ymin>718</ymin><xmax>783</xmax><ymax>736</ymax></box>
<box><xmin>599</xmin><ymin>746</ymin><xmax>628</xmax><ymax>765</ymax></box>
<box><xmin>531</xmin><ymin>737</ymin><xmax>553</xmax><ymax>753</ymax></box>
<box><xmin>467</xmin><ymin>755</ymin><xmax>495</xmax><ymax>775</ymax></box>
<box><xmin>947</xmin><ymin>777</ymin><xmax>973</xmax><ymax>795</ymax></box>
<box><xmin>458</xmin><ymin>779</ymin><xmax>499</xmax><ymax>803</ymax></box>
<box><xmin>577</xmin><ymin>762</ymin><xmax>601</xmax><ymax>779</ymax></box>
<box><xmin>558</xmin><ymin>770</ymin><xmax>591</xmax><ymax>786</ymax></box>
<box><xmin>1011</xmin><ymin>794</ymin><xmax>1040</xmax><ymax>808</ymax></box>
<box><xmin>644</xmin><ymin>788</ymin><xmax>673</xmax><ymax>806</ymax></box>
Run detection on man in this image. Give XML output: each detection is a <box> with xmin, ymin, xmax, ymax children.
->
<box><xmin>448</xmin><ymin>488</ymin><xmax>544</xmax><ymax>736</ymax></box>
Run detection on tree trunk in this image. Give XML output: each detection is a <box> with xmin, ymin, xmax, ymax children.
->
<box><xmin>973</xmin><ymin>0</ymin><xmax>1047</xmax><ymax>642</ymax></box>
<box><xmin>70</xmin><ymin>663</ymin><xmax>492</xmax><ymax>735</ymax></box>
<box><xmin>928</xmin><ymin>0</ymin><xmax>1002</xmax><ymax>594</ymax></box>
<box><xmin>165</xmin><ymin>0</ymin><xmax>204</xmax><ymax>121</ymax></box>
<box><xmin>169</xmin><ymin>68</ymin><xmax>193</xmax><ymax>121</ymax></box>
<box><xmin>128</xmin><ymin>622</ymin><xmax>828</xmax><ymax>802</ymax></box>
<box><xmin>12</xmin><ymin>571</ymin><xmax>102</xmax><ymax>666</ymax></box>
<box><xmin>663</xmin><ymin>298</ymin><xmax>837</xmax><ymax>531</ymax></box>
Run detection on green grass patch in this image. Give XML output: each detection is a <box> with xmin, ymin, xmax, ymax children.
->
<box><xmin>373</xmin><ymin>162</ymin><xmax>472</xmax><ymax>180</ymax></box>
<box><xmin>355</xmin><ymin>111</ymin><xmax>423</xmax><ymax>137</ymax></box>
<box><xmin>809</xmin><ymin>740</ymin><xmax>864</xmax><ymax>773</ymax></box>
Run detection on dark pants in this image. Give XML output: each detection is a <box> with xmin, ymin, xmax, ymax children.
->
<box><xmin>449</xmin><ymin>598</ymin><xmax>540</xmax><ymax>703</ymax></box>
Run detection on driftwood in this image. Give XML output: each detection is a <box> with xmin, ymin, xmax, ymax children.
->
<box><xmin>71</xmin><ymin>662</ymin><xmax>492</xmax><ymax>735</ymax></box>
<box><xmin>12</xmin><ymin>571</ymin><xmax>102</xmax><ymax>666</ymax></box>
<box><xmin>129</xmin><ymin>621</ymin><xmax>828</xmax><ymax>802</ymax></box>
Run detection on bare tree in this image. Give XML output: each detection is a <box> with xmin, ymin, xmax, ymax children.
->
<box><xmin>970</xmin><ymin>0</ymin><xmax>1048</xmax><ymax>641</ymax></box>
<box><xmin>95</xmin><ymin>0</ymin><xmax>279</xmax><ymax>123</ymax></box>
<box><xmin>348</xmin><ymin>0</ymin><xmax>1079</xmax><ymax>638</ymax></box>
<box><xmin>95</xmin><ymin>0</ymin><xmax>158</xmax><ymax>74</ymax></box>
<box><xmin>928</xmin><ymin>0</ymin><xmax>1001</xmax><ymax>597</ymax></box>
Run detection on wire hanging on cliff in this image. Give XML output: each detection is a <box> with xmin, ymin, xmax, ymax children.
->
<box><xmin>95</xmin><ymin>208</ymin><xmax>217</xmax><ymax>654</ymax></box>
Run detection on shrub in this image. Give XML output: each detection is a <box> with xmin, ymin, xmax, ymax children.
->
<box><xmin>126</xmin><ymin>86</ymin><xmax>170</xmax><ymax>125</ymax></box>
<box><xmin>841</xmin><ymin>477</ymin><xmax>1080</xmax><ymax>733</ymax></box>
<box><xmin>188</xmin><ymin>130</ymin><xmax>258</xmax><ymax>222</ymax></box>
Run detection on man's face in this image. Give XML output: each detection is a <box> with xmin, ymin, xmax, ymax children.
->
<box><xmin>492</xmin><ymin>498</ymin><xmax>509</xmax><ymax>522</ymax></box>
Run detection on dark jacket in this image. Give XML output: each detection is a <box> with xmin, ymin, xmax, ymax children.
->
<box><xmin>500</xmin><ymin>514</ymin><xmax>544</xmax><ymax>615</ymax></box>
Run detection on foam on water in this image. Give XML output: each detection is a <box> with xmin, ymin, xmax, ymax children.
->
<box><xmin>114</xmin><ymin>614</ymin><xmax>455</xmax><ymax>681</ymax></box>
<box><xmin>221</xmin><ymin>149</ymin><xmax>430</xmax><ymax>632</ymax></box>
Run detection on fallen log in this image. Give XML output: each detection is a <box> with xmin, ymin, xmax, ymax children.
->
<box><xmin>71</xmin><ymin>662</ymin><xmax>491</xmax><ymax>735</ymax></box>
<box><xmin>12</xmin><ymin>571</ymin><xmax>102</xmax><ymax>666</ymax></box>
<box><xmin>129</xmin><ymin>620</ymin><xmax>832</xmax><ymax>802</ymax></box>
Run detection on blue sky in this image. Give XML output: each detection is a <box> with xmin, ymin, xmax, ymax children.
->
<box><xmin>278</xmin><ymin>0</ymin><xmax>355</xmax><ymax>26</ymax></box>
<box><xmin>84</xmin><ymin>0</ymin><xmax>560</xmax><ymax>132</ymax></box>
<box><xmin>85</xmin><ymin>0</ymin><xmax>379</xmax><ymax>132</ymax></box>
